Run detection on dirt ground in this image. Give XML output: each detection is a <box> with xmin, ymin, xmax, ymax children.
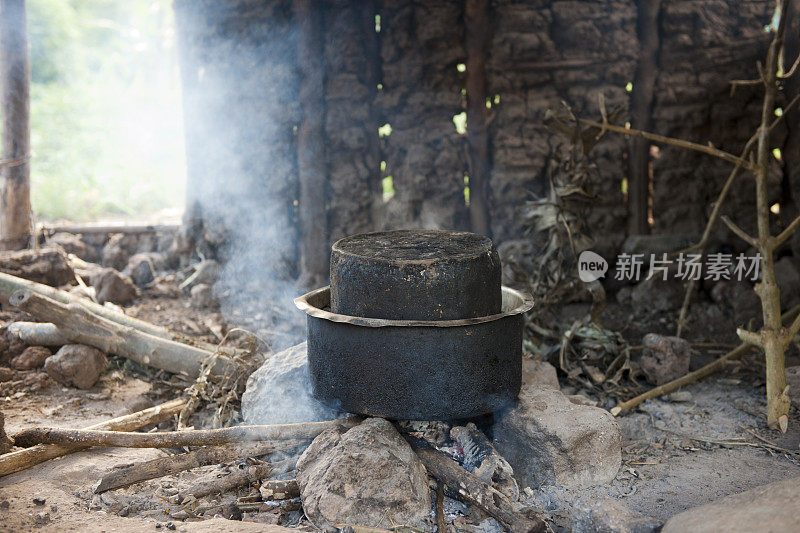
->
<box><xmin>1</xmin><ymin>278</ymin><xmax>799</xmax><ymax>531</ymax></box>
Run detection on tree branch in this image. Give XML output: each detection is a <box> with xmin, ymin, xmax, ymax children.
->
<box><xmin>771</xmin><ymin>213</ymin><xmax>800</xmax><ymax>249</ymax></box>
<box><xmin>721</xmin><ymin>215</ymin><xmax>758</xmax><ymax>247</ymax></box>
<box><xmin>577</xmin><ymin>118</ymin><xmax>754</xmax><ymax>169</ymax></box>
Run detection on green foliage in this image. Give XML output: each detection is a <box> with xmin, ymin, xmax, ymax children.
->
<box><xmin>27</xmin><ymin>0</ymin><xmax>185</xmax><ymax>221</ymax></box>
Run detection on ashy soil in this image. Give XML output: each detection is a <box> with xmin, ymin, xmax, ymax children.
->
<box><xmin>1</xmin><ymin>277</ymin><xmax>799</xmax><ymax>531</ymax></box>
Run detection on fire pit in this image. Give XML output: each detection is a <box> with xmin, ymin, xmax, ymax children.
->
<box><xmin>295</xmin><ymin>230</ymin><xmax>533</xmax><ymax>420</ymax></box>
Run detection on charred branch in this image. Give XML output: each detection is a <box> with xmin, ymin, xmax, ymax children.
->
<box><xmin>626</xmin><ymin>0</ymin><xmax>661</xmax><ymax>235</ymax></box>
<box><xmin>464</xmin><ymin>0</ymin><xmax>492</xmax><ymax>237</ymax></box>
<box><xmin>295</xmin><ymin>0</ymin><xmax>329</xmax><ymax>287</ymax></box>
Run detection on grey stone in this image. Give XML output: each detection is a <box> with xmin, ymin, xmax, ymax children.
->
<box><xmin>241</xmin><ymin>343</ymin><xmax>342</xmax><ymax>425</ymax></box>
<box><xmin>190</xmin><ymin>284</ymin><xmax>216</xmax><ymax>308</ymax></box>
<box><xmin>125</xmin><ymin>253</ymin><xmax>155</xmax><ymax>288</ymax></box>
<box><xmin>573</xmin><ymin>499</ymin><xmax>661</xmax><ymax>533</ymax></box>
<box><xmin>88</xmin><ymin>267</ymin><xmax>138</xmax><ymax>305</ymax></box>
<box><xmin>296</xmin><ymin>418</ymin><xmax>431</xmax><ymax>530</ymax></box>
<box><xmin>522</xmin><ymin>358</ymin><xmax>560</xmax><ymax>390</ymax></box>
<box><xmin>639</xmin><ymin>334</ymin><xmax>691</xmax><ymax>385</ymax></box>
<box><xmin>662</xmin><ymin>477</ymin><xmax>800</xmax><ymax>533</ymax></box>
<box><xmin>0</xmin><ymin>367</ymin><xmax>15</xmax><ymax>382</ymax></box>
<box><xmin>493</xmin><ymin>386</ymin><xmax>621</xmax><ymax>489</ymax></box>
<box><xmin>11</xmin><ymin>346</ymin><xmax>51</xmax><ymax>370</ymax></box>
<box><xmin>631</xmin><ymin>277</ymin><xmax>684</xmax><ymax>315</ymax></box>
<box><xmin>49</xmin><ymin>232</ymin><xmax>99</xmax><ymax>263</ymax></box>
<box><xmin>44</xmin><ymin>344</ymin><xmax>107</xmax><ymax>389</ymax></box>
<box><xmin>101</xmin><ymin>234</ymin><xmax>139</xmax><ymax>271</ymax></box>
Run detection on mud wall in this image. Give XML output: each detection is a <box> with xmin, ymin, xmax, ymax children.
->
<box><xmin>174</xmin><ymin>0</ymin><xmax>779</xmax><ymax>282</ymax></box>
<box><xmin>651</xmin><ymin>0</ymin><xmax>775</xmax><ymax>237</ymax></box>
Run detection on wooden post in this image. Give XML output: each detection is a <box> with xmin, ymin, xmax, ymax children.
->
<box><xmin>464</xmin><ymin>0</ymin><xmax>492</xmax><ymax>238</ymax></box>
<box><xmin>294</xmin><ymin>0</ymin><xmax>328</xmax><ymax>288</ymax></box>
<box><xmin>626</xmin><ymin>0</ymin><xmax>661</xmax><ymax>235</ymax></box>
<box><xmin>0</xmin><ymin>0</ymin><xmax>31</xmax><ymax>251</ymax></box>
<box><xmin>362</xmin><ymin>0</ymin><xmax>382</xmax><ymax>230</ymax></box>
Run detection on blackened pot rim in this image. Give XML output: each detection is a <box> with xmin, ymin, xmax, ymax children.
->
<box><xmin>331</xmin><ymin>229</ymin><xmax>495</xmax><ymax>265</ymax></box>
<box><xmin>294</xmin><ymin>285</ymin><xmax>533</xmax><ymax>328</ymax></box>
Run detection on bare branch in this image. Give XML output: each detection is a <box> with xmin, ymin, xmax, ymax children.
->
<box><xmin>771</xmin><ymin>214</ymin><xmax>800</xmax><ymax>249</ymax></box>
<box><xmin>576</xmin><ymin>118</ymin><xmax>754</xmax><ymax>169</ymax></box>
<box><xmin>780</xmin><ymin>52</ymin><xmax>800</xmax><ymax>79</ymax></box>
<box><xmin>721</xmin><ymin>215</ymin><xmax>758</xmax><ymax>247</ymax></box>
<box><xmin>787</xmin><ymin>314</ymin><xmax>800</xmax><ymax>342</ymax></box>
<box><xmin>736</xmin><ymin>327</ymin><xmax>762</xmax><ymax>347</ymax></box>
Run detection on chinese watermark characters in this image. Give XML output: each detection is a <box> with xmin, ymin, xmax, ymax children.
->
<box><xmin>613</xmin><ymin>253</ymin><xmax>761</xmax><ymax>282</ymax></box>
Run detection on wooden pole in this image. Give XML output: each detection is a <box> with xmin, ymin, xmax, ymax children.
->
<box><xmin>362</xmin><ymin>0</ymin><xmax>382</xmax><ymax>230</ymax></box>
<box><xmin>0</xmin><ymin>0</ymin><xmax>31</xmax><ymax>251</ymax></box>
<box><xmin>294</xmin><ymin>0</ymin><xmax>328</xmax><ymax>288</ymax></box>
<box><xmin>0</xmin><ymin>398</ymin><xmax>187</xmax><ymax>477</ymax></box>
<box><xmin>13</xmin><ymin>418</ymin><xmax>358</xmax><ymax>448</ymax></box>
<box><xmin>626</xmin><ymin>0</ymin><xmax>661</xmax><ymax>235</ymax></box>
<box><xmin>464</xmin><ymin>0</ymin><xmax>492</xmax><ymax>238</ymax></box>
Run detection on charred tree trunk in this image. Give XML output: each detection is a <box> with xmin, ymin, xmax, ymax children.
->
<box><xmin>0</xmin><ymin>0</ymin><xmax>31</xmax><ymax>251</ymax></box>
<box><xmin>626</xmin><ymin>0</ymin><xmax>661</xmax><ymax>235</ymax></box>
<box><xmin>362</xmin><ymin>0</ymin><xmax>382</xmax><ymax>230</ymax></box>
<box><xmin>783</xmin><ymin>0</ymin><xmax>800</xmax><ymax>256</ymax></box>
<box><xmin>464</xmin><ymin>0</ymin><xmax>492</xmax><ymax>238</ymax></box>
<box><xmin>295</xmin><ymin>0</ymin><xmax>328</xmax><ymax>288</ymax></box>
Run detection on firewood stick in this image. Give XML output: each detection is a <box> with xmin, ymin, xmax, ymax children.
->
<box><xmin>179</xmin><ymin>456</ymin><xmax>297</xmax><ymax>502</ymax></box>
<box><xmin>405</xmin><ymin>436</ymin><xmax>546</xmax><ymax>533</ymax></box>
<box><xmin>0</xmin><ymin>271</ymin><xmax>170</xmax><ymax>338</ymax></box>
<box><xmin>7</xmin><ymin>321</ymin><xmax>68</xmax><ymax>345</ymax></box>
<box><xmin>0</xmin><ymin>271</ymin><xmax>228</xmax><ymax>355</ymax></box>
<box><xmin>94</xmin><ymin>440</ymin><xmax>303</xmax><ymax>493</ymax></box>
<box><xmin>13</xmin><ymin>418</ymin><xmax>358</xmax><ymax>449</ymax></box>
<box><xmin>9</xmin><ymin>289</ymin><xmax>233</xmax><ymax>377</ymax></box>
<box><xmin>39</xmin><ymin>222</ymin><xmax>179</xmax><ymax>235</ymax></box>
<box><xmin>0</xmin><ymin>398</ymin><xmax>187</xmax><ymax>478</ymax></box>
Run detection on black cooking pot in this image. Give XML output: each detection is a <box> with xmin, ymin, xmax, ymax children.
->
<box><xmin>294</xmin><ymin>286</ymin><xmax>533</xmax><ymax>420</ymax></box>
<box><xmin>330</xmin><ymin>230</ymin><xmax>501</xmax><ymax>320</ymax></box>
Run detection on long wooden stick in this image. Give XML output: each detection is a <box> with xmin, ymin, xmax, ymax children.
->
<box><xmin>406</xmin><ymin>436</ymin><xmax>545</xmax><ymax>533</ymax></box>
<box><xmin>38</xmin><ymin>223</ymin><xmax>179</xmax><ymax>236</ymax></box>
<box><xmin>0</xmin><ymin>271</ymin><xmax>170</xmax><ymax>338</ymax></box>
<box><xmin>94</xmin><ymin>440</ymin><xmax>301</xmax><ymax>493</ymax></box>
<box><xmin>577</xmin><ymin>118</ymin><xmax>752</xmax><ymax>169</ymax></box>
<box><xmin>9</xmin><ymin>289</ymin><xmax>232</xmax><ymax>377</ymax></box>
<box><xmin>13</xmin><ymin>418</ymin><xmax>358</xmax><ymax>449</ymax></box>
<box><xmin>0</xmin><ymin>398</ymin><xmax>187</xmax><ymax>477</ymax></box>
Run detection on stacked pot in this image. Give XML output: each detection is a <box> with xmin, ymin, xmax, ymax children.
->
<box><xmin>294</xmin><ymin>229</ymin><xmax>533</xmax><ymax>420</ymax></box>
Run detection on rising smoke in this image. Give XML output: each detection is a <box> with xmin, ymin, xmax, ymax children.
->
<box><xmin>174</xmin><ymin>0</ymin><xmax>308</xmax><ymax>350</ymax></box>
